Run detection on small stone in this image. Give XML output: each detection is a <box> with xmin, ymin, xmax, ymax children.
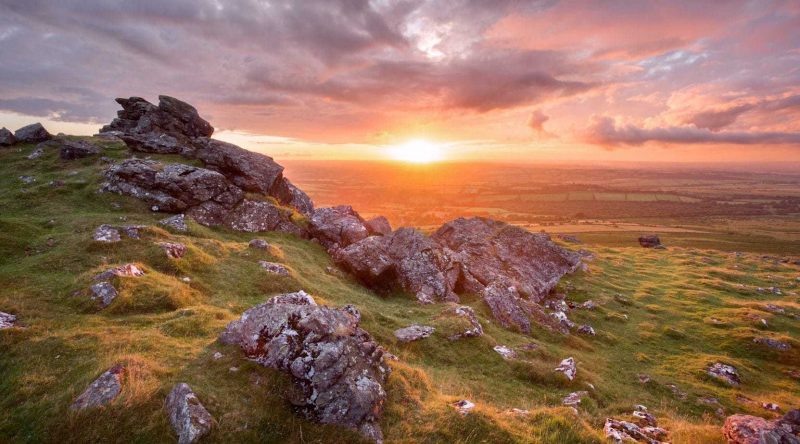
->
<box><xmin>0</xmin><ymin>311</ymin><xmax>17</xmax><ymax>329</ymax></box>
<box><xmin>666</xmin><ymin>383</ymin><xmax>688</xmax><ymax>399</ymax></box>
<box><xmin>394</xmin><ymin>325</ymin><xmax>435</xmax><ymax>342</ymax></box>
<box><xmin>555</xmin><ymin>357</ymin><xmax>577</xmax><ymax>380</ymax></box>
<box><xmin>577</xmin><ymin>300</ymin><xmax>596</xmax><ymax>310</ymax></box>
<box><xmin>764</xmin><ymin>303</ymin><xmax>785</xmax><ymax>314</ymax></box>
<box><xmin>632</xmin><ymin>410</ymin><xmax>658</xmax><ymax>427</ymax></box>
<box><xmin>181</xmin><ymin>277</ymin><xmax>191</xmax><ymax>283</ymax></box>
<box><xmin>165</xmin><ymin>383</ymin><xmax>213</xmax><ymax>444</ymax></box>
<box><xmin>159</xmin><ymin>214</ymin><xmax>188</xmax><ymax>232</ymax></box>
<box><xmin>638</xmin><ymin>234</ymin><xmax>661</xmax><ymax>248</ymax></box>
<box><xmin>577</xmin><ymin>324</ymin><xmax>596</xmax><ymax>336</ymax></box>
<box><xmin>212</xmin><ymin>352</ymin><xmax>223</xmax><ymax>360</ymax></box>
<box><xmin>248</xmin><ymin>239</ymin><xmax>270</xmax><ymax>250</ymax></box>
<box><xmin>229</xmin><ymin>367</ymin><xmax>239</xmax><ymax>373</ymax></box>
<box><xmin>27</xmin><ymin>146</ymin><xmax>45</xmax><ymax>160</ymax></box>
<box><xmin>18</xmin><ymin>175</ymin><xmax>35</xmax><ymax>184</ymax></box>
<box><xmin>159</xmin><ymin>242</ymin><xmax>187</xmax><ymax>259</ymax></box>
<box><xmin>493</xmin><ymin>345</ymin><xmax>517</xmax><ymax>360</ymax></box>
<box><xmin>753</xmin><ymin>337</ymin><xmax>791</xmax><ymax>351</ymax></box>
<box><xmin>452</xmin><ymin>400</ymin><xmax>475</xmax><ymax>415</ymax></box>
<box><xmin>707</xmin><ymin>362</ymin><xmax>741</xmax><ymax>385</ymax></box>
<box><xmin>258</xmin><ymin>261</ymin><xmax>289</xmax><ymax>276</ymax></box>
<box><xmin>121</xmin><ymin>225</ymin><xmax>146</xmax><ymax>239</ymax></box>
<box><xmin>70</xmin><ymin>365</ymin><xmax>124</xmax><ymax>410</ymax></box>
<box><xmin>94</xmin><ymin>263</ymin><xmax>144</xmax><ymax>280</ymax></box>
<box><xmin>93</xmin><ymin>225</ymin><xmax>121</xmax><ymax>242</ymax></box>
<box><xmin>90</xmin><ymin>282</ymin><xmax>119</xmax><ymax>307</ymax></box>
<box><xmin>762</xmin><ymin>402</ymin><xmax>781</xmax><ymax>412</ymax></box>
<box><xmin>562</xmin><ymin>391</ymin><xmax>588</xmax><ymax>406</ymax></box>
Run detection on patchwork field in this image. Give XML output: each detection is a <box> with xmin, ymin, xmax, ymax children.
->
<box><xmin>1</xmin><ymin>141</ymin><xmax>798</xmax><ymax>443</ymax></box>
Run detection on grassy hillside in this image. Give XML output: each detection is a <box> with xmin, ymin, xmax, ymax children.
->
<box><xmin>1</xmin><ymin>138</ymin><xmax>798</xmax><ymax>443</ymax></box>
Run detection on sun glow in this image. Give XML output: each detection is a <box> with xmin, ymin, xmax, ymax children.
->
<box><xmin>387</xmin><ymin>139</ymin><xmax>445</xmax><ymax>163</ymax></box>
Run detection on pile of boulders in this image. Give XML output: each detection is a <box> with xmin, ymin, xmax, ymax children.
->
<box><xmin>604</xmin><ymin>405</ymin><xmax>669</xmax><ymax>443</ymax></box>
<box><xmin>0</xmin><ymin>123</ymin><xmax>51</xmax><ymax>146</ymax></box>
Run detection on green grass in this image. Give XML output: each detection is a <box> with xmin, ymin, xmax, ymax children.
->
<box><xmin>1</xmin><ymin>139</ymin><xmax>798</xmax><ymax>443</ymax></box>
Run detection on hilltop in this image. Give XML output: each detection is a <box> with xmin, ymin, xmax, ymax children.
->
<box><xmin>0</xmin><ymin>97</ymin><xmax>798</xmax><ymax>444</ymax></box>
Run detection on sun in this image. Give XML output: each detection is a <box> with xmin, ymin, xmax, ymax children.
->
<box><xmin>387</xmin><ymin>139</ymin><xmax>444</xmax><ymax>163</ymax></box>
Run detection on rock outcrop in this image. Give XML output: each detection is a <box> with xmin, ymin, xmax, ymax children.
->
<box><xmin>309</xmin><ymin>206</ymin><xmax>370</xmax><ymax>251</ymax></box>
<box><xmin>723</xmin><ymin>410</ymin><xmax>800</xmax><ymax>443</ymax></box>
<box><xmin>71</xmin><ymin>365</ymin><xmax>124</xmax><ymax>410</ymax></box>
<box><xmin>14</xmin><ymin>123</ymin><xmax>51</xmax><ymax>143</ymax></box>
<box><xmin>220</xmin><ymin>291</ymin><xmax>390</xmax><ymax>442</ymax></box>
<box><xmin>100</xmin><ymin>96</ymin><xmax>314</xmax><ymax>219</ymax></box>
<box><xmin>0</xmin><ymin>127</ymin><xmax>16</xmax><ymax>146</ymax></box>
<box><xmin>165</xmin><ymin>383</ymin><xmax>214</xmax><ymax>444</ymax></box>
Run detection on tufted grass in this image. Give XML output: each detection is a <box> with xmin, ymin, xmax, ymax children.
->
<box><xmin>1</xmin><ymin>138</ymin><xmax>798</xmax><ymax>443</ymax></box>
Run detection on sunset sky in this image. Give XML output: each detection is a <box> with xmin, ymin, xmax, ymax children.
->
<box><xmin>1</xmin><ymin>0</ymin><xmax>799</xmax><ymax>163</ymax></box>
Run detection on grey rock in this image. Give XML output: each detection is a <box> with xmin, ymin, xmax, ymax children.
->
<box><xmin>220</xmin><ymin>291</ymin><xmax>390</xmax><ymax>443</ymax></box>
<box><xmin>437</xmin><ymin>305</ymin><xmax>483</xmax><ymax>340</ymax></box>
<box><xmin>18</xmin><ymin>175</ymin><xmax>35</xmax><ymax>184</ymax></box>
<box><xmin>394</xmin><ymin>325</ymin><xmax>435</xmax><ymax>342</ymax></box>
<box><xmin>481</xmin><ymin>282</ymin><xmax>568</xmax><ymax>335</ymax></box>
<box><xmin>93</xmin><ymin>225</ymin><xmax>121</xmax><ymax>242</ymax></box>
<box><xmin>309</xmin><ymin>206</ymin><xmax>370</xmax><ymax>251</ymax></box>
<box><xmin>90</xmin><ymin>282</ymin><xmax>119</xmax><ymax>307</ymax></box>
<box><xmin>493</xmin><ymin>345</ymin><xmax>517</xmax><ymax>360</ymax></box>
<box><xmin>59</xmin><ymin>139</ymin><xmax>101</xmax><ymax>160</ymax></box>
<box><xmin>193</xmin><ymin>137</ymin><xmax>284</xmax><ymax>195</ymax></box>
<box><xmin>27</xmin><ymin>146</ymin><xmax>45</xmax><ymax>160</ymax></box>
<box><xmin>165</xmin><ymin>383</ymin><xmax>213</xmax><ymax>444</ymax></box>
<box><xmin>577</xmin><ymin>324</ymin><xmax>596</xmax><ymax>336</ymax></box>
<box><xmin>220</xmin><ymin>200</ymin><xmax>304</xmax><ymax>236</ymax></box>
<box><xmin>14</xmin><ymin>123</ymin><xmax>51</xmax><ymax>143</ymax></box>
<box><xmin>562</xmin><ymin>391</ymin><xmax>588</xmax><ymax>406</ymax></box>
<box><xmin>102</xmin><ymin>96</ymin><xmax>212</xmax><ymax>141</ymax></box>
<box><xmin>258</xmin><ymin>261</ymin><xmax>289</xmax><ymax>276</ymax></box>
<box><xmin>723</xmin><ymin>411</ymin><xmax>800</xmax><ymax>444</ymax></box>
<box><xmin>555</xmin><ymin>357</ymin><xmax>577</xmax><ymax>380</ymax></box>
<box><xmin>365</xmin><ymin>216</ymin><xmax>392</xmax><ymax>236</ymax></box>
<box><xmin>160</xmin><ymin>214</ymin><xmax>188</xmax><ymax>232</ymax></box>
<box><xmin>604</xmin><ymin>418</ymin><xmax>667</xmax><ymax>444</ymax></box>
<box><xmin>94</xmin><ymin>263</ymin><xmax>144</xmax><ymax>280</ymax></box>
<box><xmin>0</xmin><ymin>311</ymin><xmax>16</xmax><ymax>329</ymax></box>
<box><xmin>121</xmin><ymin>225</ymin><xmax>147</xmax><ymax>239</ymax></box>
<box><xmin>71</xmin><ymin>365</ymin><xmax>124</xmax><ymax>410</ymax></box>
<box><xmin>754</xmin><ymin>337</ymin><xmax>791</xmax><ymax>351</ymax></box>
<box><xmin>707</xmin><ymin>362</ymin><xmax>740</xmax><ymax>385</ymax></box>
<box><xmin>452</xmin><ymin>399</ymin><xmax>475</xmax><ymax>415</ymax></box>
<box><xmin>0</xmin><ymin>127</ymin><xmax>16</xmax><ymax>146</ymax></box>
<box><xmin>248</xmin><ymin>239</ymin><xmax>270</xmax><ymax>250</ymax></box>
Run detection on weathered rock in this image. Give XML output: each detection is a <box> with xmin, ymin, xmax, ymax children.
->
<box><xmin>94</xmin><ymin>263</ymin><xmax>144</xmax><ymax>280</ymax></box>
<box><xmin>159</xmin><ymin>242</ymin><xmax>187</xmax><ymax>259</ymax></box>
<box><xmin>452</xmin><ymin>399</ymin><xmax>475</xmax><ymax>415</ymax></box>
<box><xmin>562</xmin><ymin>391</ymin><xmax>588</xmax><ymax>406</ymax></box>
<box><xmin>604</xmin><ymin>418</ymin><xmax>667</xmax><ymax>443</ymax></box>
<box><xmin>394</xmin><ymin>325</ymin><xmax>435</xmax><ymax>342</ymax></box>
<box><xmin>160</xmin><ymin>214</ymin><xmax>188</xmax><ymax>232</ymax></box>
<box><xmin>432</xmin><ymin>217</ymin><xmax>582</xmax><ymax>302</ymax></box>
<box><xmin>165</xmin><ymin>383</ymin><xmax>214</xmax><ymax>444</ymax></box>
<box><xmin>14</xmin><ymin>123</ymin><xmax>51</xmax><ymax>143</ymax></box>
<box><xmin>638</xmin><ymin>235</ymin><xmax>661</xmax><ymax>248</ymax></box>
<box><xmin>102</xmin><ymin>96</ymin><xmax>213</xmax><ymax>141</ymax></box>
<box><xmin>754</xmin><ymin>337</ymin><xmax>791</xmax><ymax>351</ymax></box>
<box><xmin>258</xmin><ymin>261</ymin><xmax>289</xmax><ymax>276</ymax></box>
<box><xmin>248</xmin><ymin>239</ymin><xmax>270</xmax><ymax>250</ymax></box>
<box><xmin>723</xmin><ymin>411</ymin><xmax>800</xmax><ymax>444</ymax></box>
<box><xmin>90</xmin><ymin>282</ymin><xmax>119</xmax><ymax>307</ymax></box>
<box><xmin>309</xmin><ymin>206</ymin><xmax>370</xmax><ymax>251</ymax></box>
<box><xmin>70</xmin><ymin>365</ymin><xmax>124</xmax><ymax>410</ymax></box>
<box><xmin>338</xmin><ymin>227</ymin><xmax>460</xmax><ymax>303</ymax></box>
<box><xmin>103</xmin><ymin>159</ymin><xmax>243</xmax><ymax>213</ymax></box>
<box><xmin>121</xmin><ymin>225</ymin><xmax>147</xmax><ymax>239</ymax></box>
<box><xmin>27</xmin><ymin>146</ymin><xmax>45</xmax><ymax>159</ymax></box>
<box><xmin>221</xmin><ymin>200</ymin><xmax>305</xmax><ymax>236</ymax></box>
<box><xmin>94</xmin><ymin>225</ymin><xmax>121</xmax><ymax>242</ymax></box>
<box><xmin>193</xmin><ymin>137</ymin><xmax>284</xmax><ymax>195</ymax></box>
<box><xmin>437</xmin><ymin>305</ymin><xmax>483</xmax><ymax>340</ymax></box>
<box><xmin>708</xmin><ymin>362</ymin><xmax>740</xmax><ymax>385</ymax></box>
<box><xmin>270</xmin><ymin>177</ymin><xmax>315</xmax><ymax>217</ymax></box>
<box><xmin>577</xmin><ymin>324</ymin><xmax>596</xmax><ymax>336</ymax></box>
<box><xmin>493</xmin><ymin>345</ymin><xmax>517</xmax><ymax>360</ymax></box>
<box><xmin>555</xmin><ymin>357</ymin><xmax>577</xmax><ymax>380</ymax></box>
<box><xmin>220</xmin><ymin>291</ymin><xmax>390</xmax><ymax>443</ymax></box>
<box><xmin>18</xmin><ymin>175</ymin><xmax>35</xmax><ymax>184</ymax></box>
<box><xmin>365</xmin><ymin>216</ymin><xmax>392</xmax><ymax>236</ymax></box>
<box><xmin>481</xmin><ymin>282</ymin><xmax>569</xmax><ymax>335</ymax></box>
<box><xmin>0</xmin><ymin>127</ymin><xmax>16</xmax><ymax>146</ymax></box>
<box><xmin>59</xmin><ymin>139</ymin><xmax>101</xmax><ymax>160</ymax></box>
<box><xmin>0</xmin><ymin>311</ymin><xmax>16</xmax><ymax>329</ymax></box>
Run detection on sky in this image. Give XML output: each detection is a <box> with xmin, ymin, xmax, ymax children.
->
<box><xmin>1</xmin><ymin>0</ymin><xmax>799</xmax><ymax>163</ymax></box>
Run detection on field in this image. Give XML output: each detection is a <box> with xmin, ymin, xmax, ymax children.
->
<box><xmin>0</xmin><ymin>141</ymin><xmax>798</xmax><ymax>443</ymax></box>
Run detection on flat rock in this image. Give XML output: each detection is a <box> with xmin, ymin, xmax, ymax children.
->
<box><xmin>160</xmin><ymin>214</ymin><xmax>188</xmax><ymax>232</ymax></box>
<box><xmin>0</xmin><ymin>127</ymin><xmax>16</xmax><ymax>145</ymax></box>
<box><xmin>258</xmin><ymin>261</ymin><xmax>289</xmax><ymax>276</ymax></box>
<box><xmin>562</xmin><ymin>391</ymin><xmax>588</xmax><ymax>406</ymax></box>
<box><xmin>555</xmin><ymin>357</ymin><xmax>577</xmax><ymax>380</ymax></box>
<box><xmin>220</xmin><ymin>291</ymin><xmax>390</xmax><ymax>443</ymax></box>
<box><xmin>0</xmin><ymin>311</ymin><xmax>17</xmax><ymax>329</ymax></box>
<box><xmin>394</xmin><ymin>324</ymin><xmax>435</xmax><ymax>342</ymax></box>
<box><xmin>93</xmin><ymin>225</ymin><xmax>121</xmax><ymax>242</ymax></box>
<box><xmin>493</xmin><ymin>345</ymin><xmax>517</xmax><ymax>360</ymax></box>
<box><xmin>159</xmin><ymin>242</ymin><xmax>187</xmax><ymax>259</ymax></box>
<box><xmin>59</xmin><ymin>139</ymin><xmax>101</xmax><ymax>160</ymax></box>
<box><xmin>165</xmin><ymin>383</ymin><xmax>213</xmax><ymax>444</ymax></box>
<box><xmin>707</xmin><ymin>362</ymin><xmax>740</xmax><ymax>385</ymax></box>
<box><xmin>71</xmin><ymin>365</ymin><xmax>124</xmax><ymax>410</ymax></box>
<box><xmin>604</xmin><ymin>418</ymin><xmax>667</xmax><ymax>443</ymax></box>
<box><xmin>14</xmin><ymin>123</ymin><xmax>51</xmax><ymax>143</ymax></box>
